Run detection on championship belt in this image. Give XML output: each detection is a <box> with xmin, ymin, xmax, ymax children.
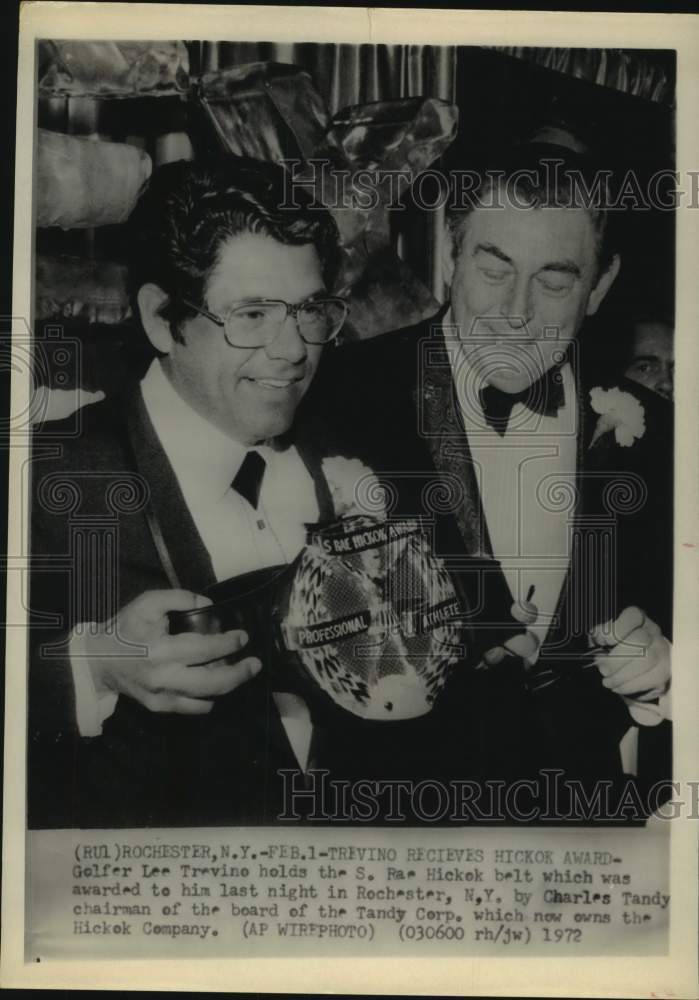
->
<box><xmin>169</xmin><ymin>515</ymin><xmax>472</xmax><ymax>723</ymax></box>
<box><xmin>272</xmin><ymin>514</ymin><xmax>466</xmax><ymax>721</ymax></box>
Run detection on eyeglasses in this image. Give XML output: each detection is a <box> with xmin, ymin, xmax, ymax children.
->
<box><xmin>181</xmin><ymin>296</ymin><xmax>349</xmax><ymax>348</ymax></box>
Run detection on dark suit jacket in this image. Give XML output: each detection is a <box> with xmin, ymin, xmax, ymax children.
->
<box><xmin>28</xmin><ymin>325</ymin><xmax>672</xmax><ymax>827</ymax></box>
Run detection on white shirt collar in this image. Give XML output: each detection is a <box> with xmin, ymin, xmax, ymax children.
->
<box><xmin>140</xmin><ymin>358</ymin><xmax>254</xmax><ymax>501</ymax></box>
<box><xmin>441</xmin><ymin>307</ymin><xmax>575</xmax><ymax>436</ymax></box>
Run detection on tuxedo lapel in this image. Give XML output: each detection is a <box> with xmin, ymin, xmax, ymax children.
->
<box><xmin>122</xmin><ymin>383</ymin><xmax>217</xmax><ymax>594</ymax></box>
<box><xmin>414</xmin><ymin>327</ymin><xmax>493</xmax><ymax>559</ymax></box>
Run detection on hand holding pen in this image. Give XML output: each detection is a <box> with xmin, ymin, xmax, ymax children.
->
<box><xmin>479</xmin><ymin>584</ymin><xmax>540</xmax><ymax>668</ymax></box>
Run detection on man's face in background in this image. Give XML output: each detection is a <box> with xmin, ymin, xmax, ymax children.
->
<box><xmin>160</xmin><ymin>232</ymin><xmax>326</xmax><ymax>444</ymax></box>
<box><xmin>624</xmin><ymin>320</ymin><xmax>674</xmax><ymax>401</ymax></box>
<box><xmin>446</xmin><ymin>190</ymin><xmax>619</xmax><ymax>394</ymax></box>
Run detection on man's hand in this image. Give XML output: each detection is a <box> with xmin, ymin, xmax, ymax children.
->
<box><xmin>480</xmin><ymin>630</ymin><xmax>541</xmax><ymax>668</ymax></box>
<box><xmin>82</xmin><ymin>589</ymin><xmax>262</xmax><ymax>715</ymax></box>
<box><xmin>589</xmin><ymin>606</ymin><xmax>671</xmax><ymax>702</ymax></box>
<box><xmin>478</xmin><ymin>597</ymin><xmax>541</xmax><ymax>669</ymax></box>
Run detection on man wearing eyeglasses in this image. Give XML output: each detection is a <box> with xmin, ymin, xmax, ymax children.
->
<box><xmin>28</xmin><ymin>157</ymin><xmax>351</xmax><ymax>827</ymax></box>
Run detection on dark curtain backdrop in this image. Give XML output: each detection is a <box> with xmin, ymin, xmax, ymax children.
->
<box><xmin>197</xmin><ymin>42</ymin><xmax>457</xmax><ymax>112</ymax></box>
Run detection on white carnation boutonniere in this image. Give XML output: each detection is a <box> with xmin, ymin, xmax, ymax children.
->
<box><xmin>589</xmin><ymin>387</ymin><xmax>646</xmax><ymax>449</ymax></box>
<box><xmin>322</xmin><ymin>456</ymin><xmax>387</xmax><ymax>518</ymax></box>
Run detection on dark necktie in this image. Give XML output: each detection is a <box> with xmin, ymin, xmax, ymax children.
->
<box><xmin>231</xmin><ymin>450</ymin><xmax>266</xmax><ymax>509</ymax></box>
<box><xmin>478</xmin><ymin>365</ymin><xmax>566</xmax><ymax>436</ymax></box>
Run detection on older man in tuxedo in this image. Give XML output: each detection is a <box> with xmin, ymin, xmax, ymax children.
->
<box><xmin>319</xmin><ymin>140</ymin><xmax>673</xmax><ymax>812</ymax></box>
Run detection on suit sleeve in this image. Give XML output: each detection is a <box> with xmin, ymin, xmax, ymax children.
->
<box><xmin>27</xmin><ymin>449</ymin><xmax>88</xmax><ymax>828</ymax></box>
<box><xmin>28</xmin><ymin>483</ymin><xmax>80</xmax><ymax>738</ymax></box>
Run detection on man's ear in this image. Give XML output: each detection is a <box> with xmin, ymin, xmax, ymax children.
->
<box><xmin>441</xmin><ymin>225</ymin><xmax>457</xmax><ymax>289</ymax></box>
<box><xmin>137</xmin><ymin>284</ymin><xmax>175</xmax><ymax>354</ymax></box>
<box><xmin>586</xmin><ymin>254</ymin><xmax>621</xmax><ymax>317</ymax></box>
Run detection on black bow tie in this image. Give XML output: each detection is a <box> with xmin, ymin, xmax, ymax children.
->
<box><xmin>231</xmin><ymin>450</ymin><xmax>266</xmax><ymax>509</ymax></box>
<box><xmin>478</xmin><ymin>366</ymin><xmax>566</xmax><ymax>436</ymax></box>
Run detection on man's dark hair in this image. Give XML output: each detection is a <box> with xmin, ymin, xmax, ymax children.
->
<box><xmin>447</xmin><ymin>141</ymin><xmax>618</xmax><ymax>278</ymax></box>
<box><xmin>621</xmin><ymin>310</ymin><xmax>675</xmax><ymax>368</ymax></box>
<box><xmin>128</xmin><ymin>155</ymin><xmax>340</xmax><ymax>341</ymax></box>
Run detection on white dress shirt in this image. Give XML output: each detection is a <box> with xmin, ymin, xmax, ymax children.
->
<box><xmin>141</xmin><ymin>359</ymin><xmax>319</xmax><ymax>580</ymax></box>
<box><xmin>450</xmin><ymin>344</ymin><xmax>578</xmax><ymax>652</ymax></box>
<box><xmin>72</xmin><ymin>359</ymin><xmax>318</xmax><ymax>769</ymax></box>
